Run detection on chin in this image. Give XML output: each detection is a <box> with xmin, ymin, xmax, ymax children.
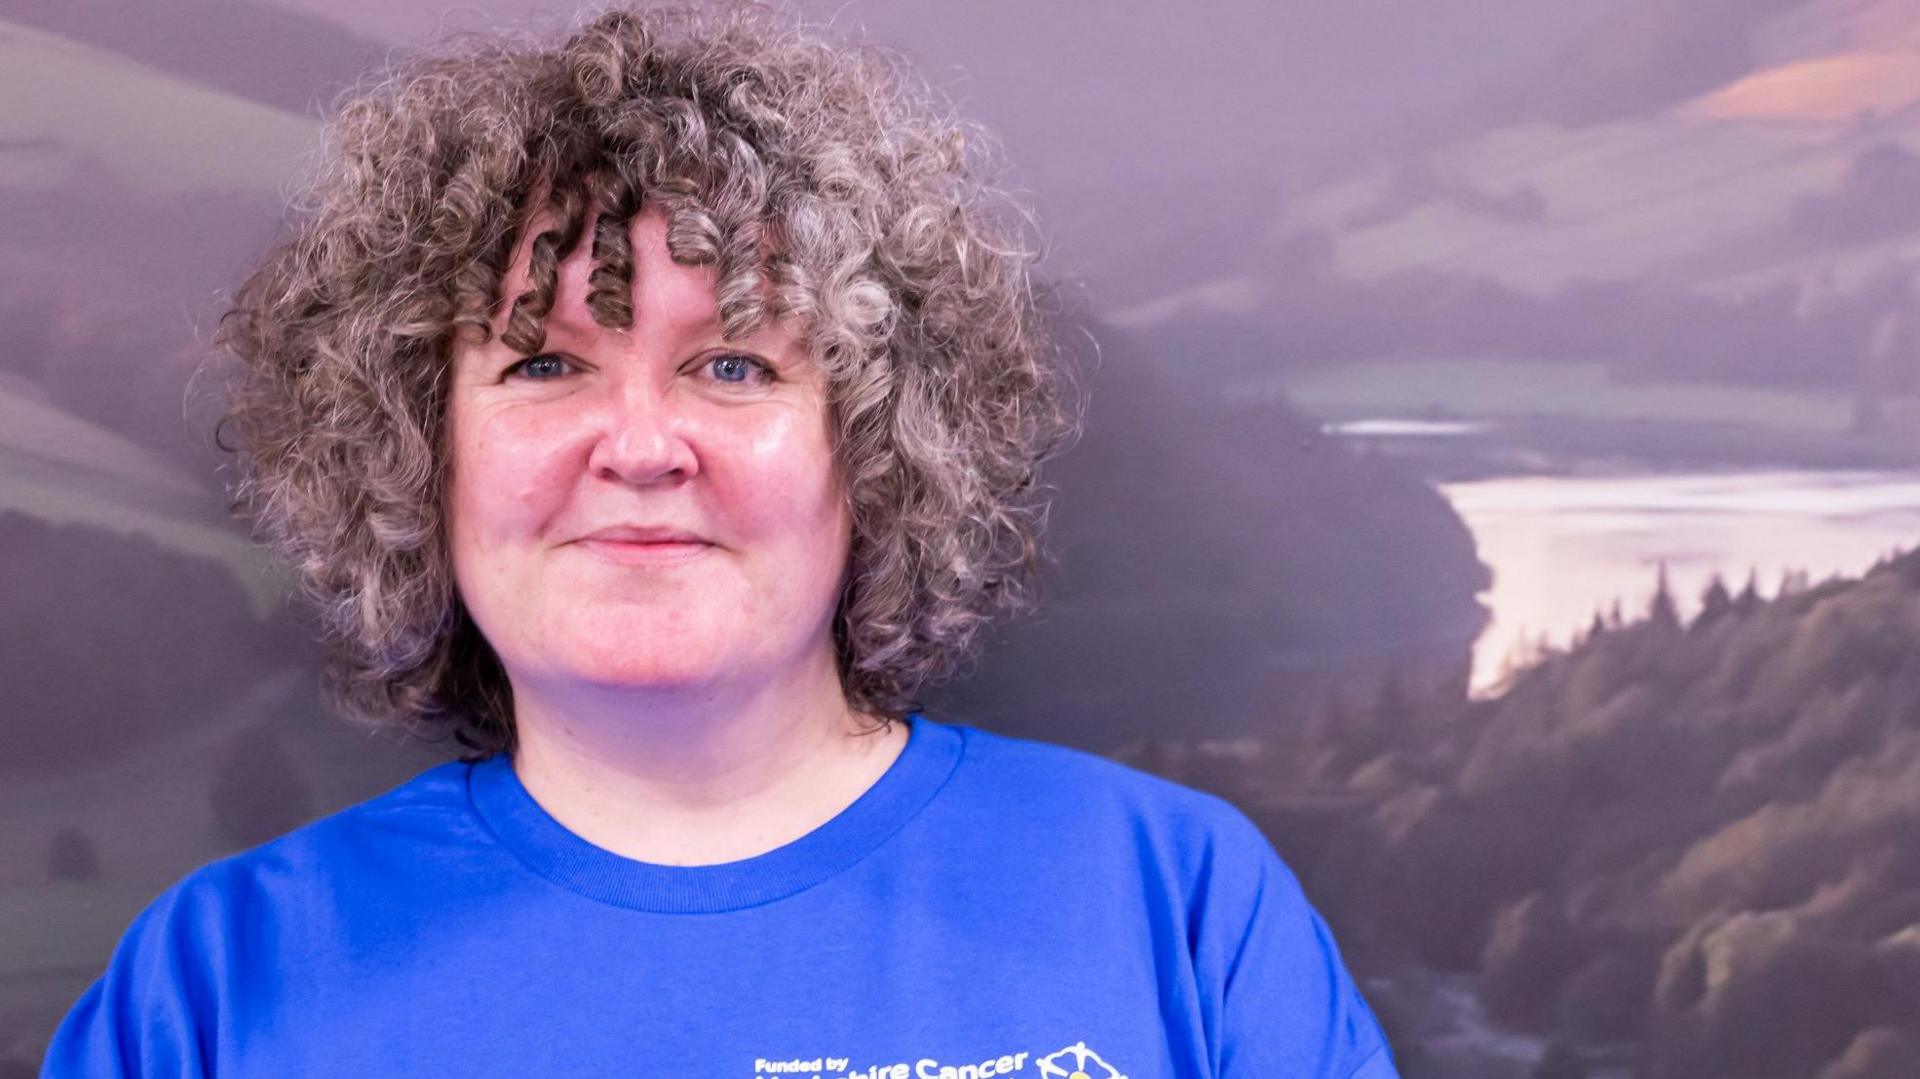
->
<box><xmin>522</xmin><ymin>609</ymin><xmax>790</xmax><ymax>690</ymax></box>
<box><xmin>561</xmin><ymin>647</ymin><xmax>726</xmax><ymax>691</ymax></box>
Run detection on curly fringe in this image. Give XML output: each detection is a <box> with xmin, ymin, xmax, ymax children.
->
<box><xmin>214</xmin><ymin>1</ymin><xmax>1085</xmax><ymax>759</ymax></box>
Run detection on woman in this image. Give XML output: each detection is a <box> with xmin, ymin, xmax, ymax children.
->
<box><xmin>43</xmin><ymin>5</ymin><xmax>1399</xmax><ymax>1077</ymax></box>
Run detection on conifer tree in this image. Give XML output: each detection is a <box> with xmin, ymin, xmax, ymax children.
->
<box><xmin>1649</xmin><ymin>561</ymin><xmax>1681</xmax><ymax>631</ymax></box>
<box><xmin>1693</xmin><ymin>574</ymin><xmax>1733</xmax><ymax>631</ymax></box>
<box><xmin>1733</xmin><ymin>567</ymin><xmax>1764</xmax><ymax>617</ymax></box>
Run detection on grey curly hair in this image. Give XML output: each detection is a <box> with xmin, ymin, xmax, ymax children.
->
<box><xmin>215</xmin><ymin>2</ymin><xmax>1083</xmax><ymax>759</ymax></box>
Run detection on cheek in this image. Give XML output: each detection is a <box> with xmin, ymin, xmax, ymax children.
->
<box><xmin>448</xmin><ymin>403</ymin><xmax>583</xmax><ymax>550</ymax></box>
<box><xmin>725</xmin><ymin>409</ymin><xmax>848</xmax><ymax>543</ymax></box>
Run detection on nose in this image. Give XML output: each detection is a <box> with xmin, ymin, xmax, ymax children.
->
<box><xmin>584</xmin><ymin>375</ymin><xmax>700</xmax><ymax>487</ymax></box>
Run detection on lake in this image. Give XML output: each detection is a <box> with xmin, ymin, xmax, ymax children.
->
<box><xmin>1441</xmin><ymin>468</ymin><xmax>1920</xmax><ymax>692</ymax></box>
<box><xmin>1254</xmin><ymin>357</ymin><xmax>1920</xmax><ymax>693</ymax></box>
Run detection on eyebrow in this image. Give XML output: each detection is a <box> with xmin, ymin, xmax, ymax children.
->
<box><xmin>500</xmin><ymin>304</ymin><xmax>807</xmax><ymax>364</ymax></box>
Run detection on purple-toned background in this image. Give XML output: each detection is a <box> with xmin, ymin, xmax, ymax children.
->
<box><xmin>6</xmin><ymin>2</ymin><xmax>1920</xmax><ymax>1075</ymax></box>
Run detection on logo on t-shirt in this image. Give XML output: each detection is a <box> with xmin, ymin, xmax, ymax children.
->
<box><xmin>752</xmin><ymin>1040</ymin><xmax>1127</xmax><ymax>1079</ymax></box>
<box><xmin>1036</xmin><ymin>1041</ymin><xmax>1126</xmax><ymax>1079</ymax></box>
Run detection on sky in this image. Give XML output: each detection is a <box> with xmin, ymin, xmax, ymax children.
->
<box><xmin>261</xmin><ymin>0</ymin><xmax>1605</xmax><ymax>243</ymax></box>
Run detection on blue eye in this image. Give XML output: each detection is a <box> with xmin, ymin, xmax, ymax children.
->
<box><xmin>505</xmin><ymin>354</ymin><xmax>571</xmax><ymax>380</ymax></box>
<box><xmin>706</xmin><ymin>353</ymin><xmax>773</xmax><ymax>385</ymax></box>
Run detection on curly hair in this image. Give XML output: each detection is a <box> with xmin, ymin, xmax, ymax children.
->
<box><xmin>214</xmin><ymin>2</ymin><xmax>1083</xmax><ymax>759</ymax></box>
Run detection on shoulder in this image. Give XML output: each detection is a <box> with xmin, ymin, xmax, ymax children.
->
<box><xmin>41</xmin><ymin>759</ymin><xmax>479</xmax><ymax>1073</ymax></box>
<box><xmin>94</xmin><ymin>758</ymin><xmax>476</xmax><ymax>976</ymax></box>
<box><xmin>949</xmin><ymin>721</ymin><xmax>1272</xmax><ymax>833</ymax></box>
<box><xmin>940</xmin><ymin>722</ymin><xmax>1399</xmax><ymax>1076</ymax></box>
<box><xmin>169</xmin><ymin>757</ymin><xmax>478</xmax><ymax>909</ymax></box>
<box><xmin>943</xmin><ymin>720</ymin><xmax>1291</xmax><ymax>890</ymax></box>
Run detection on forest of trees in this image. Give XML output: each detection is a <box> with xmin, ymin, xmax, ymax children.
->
<box><xmin>1128</xmin><ymin>550</ymin><xmax>1920</xmax><ymax>1078</ymax></box>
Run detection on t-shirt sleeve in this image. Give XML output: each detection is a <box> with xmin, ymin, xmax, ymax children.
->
<box><xmin>1195</xmin><ymin>803</ymin><xmax>1402</xmax><ymax>1079</ymax></box>
<box><xmin>39</xmin><ymin>876</ymin><xmax>223</xmax><ymax>1079</ymax></box>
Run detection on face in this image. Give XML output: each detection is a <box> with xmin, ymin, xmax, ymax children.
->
<box><xmin>445</xmin><ymin>205</ymin><xmax>852</xmax><ymax>702</ymax></box>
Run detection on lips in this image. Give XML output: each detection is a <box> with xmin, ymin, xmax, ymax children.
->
<box><xmin>571</xmin><ymin>525</ymin><xmax>714</xmax><ymax>566</ymax></box>
<box><xmin>577</xmin><ymin>525</ymin><xmax>710</xmax><ymax>545</ymax></box>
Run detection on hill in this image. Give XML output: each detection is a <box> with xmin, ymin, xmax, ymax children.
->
<box><xmin>1155</xmin><ymin>547</ymin><xmax>1920</xmax><ymax>1076</ymax></box>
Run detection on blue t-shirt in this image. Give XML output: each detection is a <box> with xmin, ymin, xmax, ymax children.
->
<box><xmin>43</xmin><ymin>715</ymin><xmax>1399</xmax><ymax>1078</ymax></box>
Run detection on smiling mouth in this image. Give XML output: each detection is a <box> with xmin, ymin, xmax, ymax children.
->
<box><xmin>574</xmin><ymin>538</ymin><xmax>714</xmax><ymax>565</ymax></box>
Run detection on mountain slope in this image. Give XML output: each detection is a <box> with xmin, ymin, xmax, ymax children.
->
<box><xmin>1187</xmin><ymin>547</ymin><xmax>1920</xmax><ymax>1076</ymax></box>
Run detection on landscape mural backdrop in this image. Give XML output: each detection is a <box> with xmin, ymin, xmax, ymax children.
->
<box><xmin>5</xmin><ymin>2</ymin><xmax>1920</xmax><ymax>1075</ymax></box>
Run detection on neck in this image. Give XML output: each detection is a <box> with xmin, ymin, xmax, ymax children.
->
<box><xmin>503</xmin><ymin>647</ymin><xmax>909</xmax><ymax>866</ymax></box>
